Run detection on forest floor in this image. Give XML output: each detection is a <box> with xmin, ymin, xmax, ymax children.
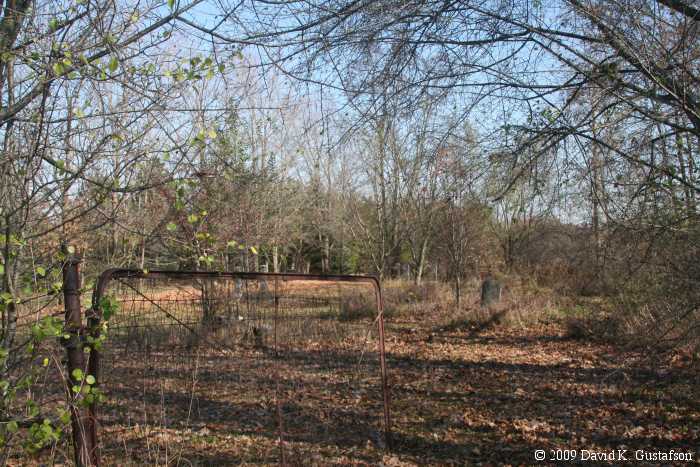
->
<box><xmin>382</xmin><ymin>318</ymin><xmax>699</xmax><ymax>466</ymax></box>
<box><xmin>16</xmin><ymin>288</ymin><xmax>700</xmax><ymax>466</ymax></box>
<box><xmin>93</xmin><ymin>318</ymin><xmax>698</xmax><ymax>466</ymax></box>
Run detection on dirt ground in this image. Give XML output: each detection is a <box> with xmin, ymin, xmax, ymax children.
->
<box><xmin>382</xmin><ymin>320</ymin><xmax>699</xmax><ymax>466</ymax></box>
<box><xmin>15</xmin><ymin>303</ymin><xmax>700</xmax><ymax>466</ymax></box>
<box><xmin>94</xmin><ymin>324</ymin><xmax>700</xmax><ymax>465</ymax></box>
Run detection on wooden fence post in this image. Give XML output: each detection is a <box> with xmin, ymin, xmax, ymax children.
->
<box><xmin>62</xmin><ymin>250</ymin><xmax>96</xmax><ymax>466</ymax></box>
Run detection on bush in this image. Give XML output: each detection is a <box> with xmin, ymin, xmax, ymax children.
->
<box><xmin>381</xmin><ymin>279</ymin><xmax>453</xmax><ymax>317</ymax></box>
<box><xmin>559</xmin><ymin>304</ymin><xmax>620</xmax><ymax>341</ymax></box>
<box><xmin>339</xmin><ymin>295</ymin><xmax>377</xmax><ymax>321</ymax></box>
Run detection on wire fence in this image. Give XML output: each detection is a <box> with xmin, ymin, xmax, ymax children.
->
<box><xmin>88</xmin><ymin>269</ymin><xmax>390</xmax><ymax>465</ymax></box>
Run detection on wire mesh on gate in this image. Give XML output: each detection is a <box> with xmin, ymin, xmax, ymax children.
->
<box><xmin>89</xmin><ymin>269</ymin><xmax>390</xmax><ymax>465</ymax></box>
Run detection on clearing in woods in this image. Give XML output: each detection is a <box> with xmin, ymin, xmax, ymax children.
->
<box><xmin>384</xmin><ymin>321</ymin><xmax>698</xmax><ymax>465</ymax></box>
<box><xmin>18</xmin><ymin>281</ymin><xmax>699</xmax><ymax>466</ymax></box>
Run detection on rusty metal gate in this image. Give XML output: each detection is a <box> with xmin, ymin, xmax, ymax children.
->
<box><xmin>73</xmin><ymin>268</ymin><xmax>389</xmax><ymax>465</ymax></box>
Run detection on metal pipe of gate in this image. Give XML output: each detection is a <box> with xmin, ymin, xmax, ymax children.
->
<box><xmin>375</xmin><ymin>281</ymin><xmax>392</xmax><ymax>450</ymax></box>
<box><xmin>90</xmin><ymin>268</ymin><xmax>392</xmax><ymax>457</ymax></box>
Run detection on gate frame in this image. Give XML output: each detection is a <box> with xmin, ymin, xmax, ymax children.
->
<box><xmin>81</xmin><ymin>268</ymin><xmax>391</xmax><ymax>466</ymax></box>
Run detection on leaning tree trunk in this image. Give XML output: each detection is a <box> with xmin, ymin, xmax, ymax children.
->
<box><xmin>415</xmin><ymin>239</ymin><xmax>428</xmax><ymax>286</ymax></box>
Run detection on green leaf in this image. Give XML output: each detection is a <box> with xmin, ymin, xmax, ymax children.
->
<box><xmin>85</xmin><ymin>375</ymin><xmax>95</xmax><ymax>385</ymax></box>
<box><xmin>168</xmin><ymin>0</ymin><xmax>175</xmax><ymax>9</ymax></box>
<box><xmin>35</xmin><ymin>266</ymin><xmax>46</xmax><ymax>277</ymax></box>
<box><xmin>166</xmin><ymin>222</ymin><xmax>177</xmax><ymax>232</ymax></box>
<box><xmin>7</xmin><ymin>421</ymin><xmax>18</xmax><ymax>433</ymax></box>
<box><xmin>52</xmin><ymin>62</ymin><xmax>64</xmax><ymax>75</ymax></box>
<box><xmin>48</xmin><ymin>18</ymin><xmax>59</xmax><ymax>32</ymax></box>
<box><xmin>26</xmin><ymin>400</ymin><xmax>38</xmax><ymax>418</ymax></box>
<box><xmin>250</xmin><ymin>246</ymin><xmax>258</xmax><ymax>255</ymax></box>
<box><xmin>71</xmin><ymin>368</ymin><xmax>84</xmax><ymax>381</ymax></box>
<box><xmin>187</xmin><ymin>214</ymin><xmax>198</xmax><ymax>224</ymax></box>
<box><xmin>0</xmin><ymin>264</ymin><xmax>4</xmax><ymax>275</ymax></box>
<box><xmin>59</xmin><ymin>409</ymin><xmax>71</xmax><ymax>424</ymax></box>
<box><xmin>99</xmin><ymin>296</ymin><xmax>119</xmax><ymax>321</ymax></box>
<box><xmin>108</xmin><ymin>56</ymin><xmax>118</xmax><ymax>73</ymax></box>
<box><xmin>42</xmin><ymin>357</ymin><xmax>49</xmax><ymax>367</ymax></box>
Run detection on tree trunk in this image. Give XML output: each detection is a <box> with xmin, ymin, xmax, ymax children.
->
<box><xmin>1</xmin><ymin>222</ymin><xmax>16</xmax><ymax>359</ymax></box>
<box><xmin>139</xmin><ymin>237</ymin><xmax>146</xmax><ymax>270</ymax></box>
<box><xmin>415</xmin><ymin>239</ymin><xmax>428</xmax><ymax>285</ymax></box>
<box><xmin>322</xmin><ymin>234</ymin><xmax>330</xmax><ymax>273</ymax></box>
<box><xmin>454</xmin><ymin>275</ymin><xmax>461</xmax><ymax>308</ymax></box>
<box><xmin>272</xmin><ymin>245</ymin><xmax>279</xmax><ymax>273</ymax></box>
<box><xmin>591</xmin><ymin>141</ymin><xmax>604</xmax><ymax>280</ymax></box>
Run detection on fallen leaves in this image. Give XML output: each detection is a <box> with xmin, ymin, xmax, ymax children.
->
<box><xmin>21</xmin><ymin>306</ymin><xmax>700</xmax><ymax>465</ymax></box>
